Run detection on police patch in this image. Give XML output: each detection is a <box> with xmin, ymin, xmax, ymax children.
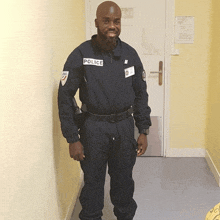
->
<box><xmin>83</xmin><ymin>58</ymin><xmax>103</xmax><ymax>66</ymax></box>
<box><xmin>61</xmin><ymin>71</ymin><xmax>69</xmax><ymax>86</ymax></box>
<box><xmin>142</xmin><ymin>70</ymin><xmax>146</xmax><ymax>81</ymax></box>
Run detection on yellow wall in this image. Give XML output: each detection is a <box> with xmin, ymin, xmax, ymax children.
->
<box><xmin>206</xmin><ymin>1</ymin><xmax>220</xmax><ymax>173</ymax></box>
<box><xmin>169</xmin><ymin>0</ymin><xmax>211</xmax><ymax>149</ymax></box>
<box><xmin>50</xmin><ymin>0</ymin><xmax>85</xmax><ymax>219</ymax></box>
<box><xmin>0</xmin><ymin>0</ymin><xmax>85</xmax><ymax>219</ymax></box>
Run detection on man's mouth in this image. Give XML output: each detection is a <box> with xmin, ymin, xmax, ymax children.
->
<box><xmin>107</xmin><ymin>31</ymin><xmax>117</xmax><ymax>37</ymax></box>
<box><xmin>108</xmin><ymin>31</ymin><xmax>116</xmax><ymax>35</ymax></box>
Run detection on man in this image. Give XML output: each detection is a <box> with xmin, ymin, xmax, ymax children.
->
<box><xmin>58</xmin><ymin>1</ymin><xmax>151</xmax><ymax>219</ymax></box>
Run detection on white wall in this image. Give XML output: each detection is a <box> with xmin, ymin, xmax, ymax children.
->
<box><xmin>0</xmin><ymin>0</ymin><xmax>85</xmax><ymax>219</ymax></box>
<box><xmin>0</xmin><ymin>1</ymin><xmax>59</xmax><ymax>219</ymax></box>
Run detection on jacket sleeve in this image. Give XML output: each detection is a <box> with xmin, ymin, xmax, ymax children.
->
<box><xmin>132</xmin><ymin>50</ymin><xmax>151</xmax><ymax>133</ymax></box>
<box><xmin>58</xmin><ymin>48</ymin><xmax>83</xmax><ymax>143</ymax></box>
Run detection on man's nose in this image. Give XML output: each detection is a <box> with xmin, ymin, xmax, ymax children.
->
<box><xmin>109</xmin><ymin>21</ymin><xmax>115</xmax><ymax>29</ymax></box>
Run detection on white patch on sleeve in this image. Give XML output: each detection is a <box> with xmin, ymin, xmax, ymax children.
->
<box><xmin>124</xmin><ymin>66</ymin><xmax>135</xmax><ymax>78</ymax></box>
<box><xmin>142</xmin><ymin>70</ymin><xmax>146</xmax><ymax>81</ymax></box>
<box><xmin>124</xmin><ymin>60</ymin><xmax>128</xmax><ymax>64</ymax></box>
<box><xmin>61</xmin><ymin>71</ymin><xmax>69</xmax><ymax>86</ymax></box>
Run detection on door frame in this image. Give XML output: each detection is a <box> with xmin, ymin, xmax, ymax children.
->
<box><xmin>164</xmin><ymin>0</ymin><xmax>175</xmax><ymax>157</ymax></box>
<box><xmin>84</xmin><ymin>0</ymin><xmax>176</xmax><ymax>157</ymax></box>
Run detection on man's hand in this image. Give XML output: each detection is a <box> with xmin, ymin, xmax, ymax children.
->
<box><xmin>137</xmin><ymin>134</ymin><xmax>148</xmax><ymax>156</ymax></box>
<box><xmin>69</xmin><ymin>141</ymin><xmax>85</xmax><ymax>161</ymax></box>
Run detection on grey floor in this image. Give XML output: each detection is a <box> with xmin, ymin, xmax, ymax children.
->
<box><xmin>71</xmin><ymin>157</ymin><xmax>220</xmax><ymax>220</ymax></box>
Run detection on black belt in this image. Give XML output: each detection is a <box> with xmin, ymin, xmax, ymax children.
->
<box><xmin>87</xmin><ymin>107</ymin><xmax>133</xmax><ymax>123</ymax></box>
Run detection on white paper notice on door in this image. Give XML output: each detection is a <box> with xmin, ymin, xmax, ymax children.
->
<box><xmin>175</xmin><ymin>16</ymin><xmax>194</xmax><ymax>44</ymax></box>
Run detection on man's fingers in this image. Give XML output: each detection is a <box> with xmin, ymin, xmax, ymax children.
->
<box><xmin>74</xmin><ymin>155</ymin><xmax>79</xmax><ymax>160</ymax></box>
<box><xmin>73</xmin><ymin>153</ymin><xmax>85</xmax><ymax>161</ymax></box>
<box><xmin>79</xmin><ymin>154</ymin><xmax>85</xmax><ymax>161</ymax></box>
<box><xmin>137</xmin><ymin>144</ymin><xmax>147</xmax><ymax>156</ymax></box>
<box><xmin>137</xmin><ymin>145</ymin><xmax>142</xmax><ymax>156</ymax></box>
<box><xmin>137</xmin><ymin>149</ymin><xmax>143</xmax><ymax>156</ymax></box>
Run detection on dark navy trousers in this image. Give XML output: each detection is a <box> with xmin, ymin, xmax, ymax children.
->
<box><xmin>79</xmin><ymin>115</ymin><xmax>138</xmax><ymax>220</ymax></box>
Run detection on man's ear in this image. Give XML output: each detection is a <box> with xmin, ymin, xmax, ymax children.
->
<box><xmin>95</xmin><ymin>19</ymin><xmax>98</xmax><ymax>28</ymax></box>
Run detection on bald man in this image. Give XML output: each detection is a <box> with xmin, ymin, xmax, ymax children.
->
<box><xmin>58</xmin><ymin>1</ymin><xmax>151</xmax><ymax>219</ymax></box>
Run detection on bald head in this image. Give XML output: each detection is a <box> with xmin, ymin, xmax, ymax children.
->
<box><xmin>95</xmin><ymin>1</ymin><xmax>121</xmax><ymax>45</ymax></box>
<box><xmin>94</xmin><ymin>1</ymin><xmax>121</xmax><ymax>50</ymax></box>
<box><xmin>96</xmin><ymin>1</ymin><xmax>121</xmax><ymax>19</ymax></box>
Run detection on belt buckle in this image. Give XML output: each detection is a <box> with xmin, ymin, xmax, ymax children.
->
<box><xmin>109</xmin><ymin>114</ymin><xmax>117</xmax><ymax>123</ymax></box>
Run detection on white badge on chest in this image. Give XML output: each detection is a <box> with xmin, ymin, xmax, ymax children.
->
<box><xmin>124</xmin><ymin>66</ymin><xmax>135</xmax><ymax>78</ymax></box>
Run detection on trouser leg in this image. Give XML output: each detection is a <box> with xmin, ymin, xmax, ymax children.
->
<box><xmin>108</xmin><ymin>117</ymin><xmax>138</xmax><ymax>220</ymax></box>
<box><xmin>79</xmin><ymin>157</ymin><xmax>107</xmax><ymax>220</ymax></box>
<box><xmin>78</xmin><ymin>118</ymin><xmax>110</xmax><ymax>220</ymax></box>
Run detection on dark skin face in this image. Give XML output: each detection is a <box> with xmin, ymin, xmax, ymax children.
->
<box><xmin>95</xmin><ymin>1</ymin><xmax>121</xmax><ymax>51</ymax></box>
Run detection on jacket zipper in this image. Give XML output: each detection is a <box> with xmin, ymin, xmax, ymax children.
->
<box><xmin>109</xmin><ymin>52</ymin><xmax>112</xmax><ymax>63</ymax></box>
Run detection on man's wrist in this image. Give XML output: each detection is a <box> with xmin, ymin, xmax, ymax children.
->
<box><xmin>140</xmin><ymin>129</ymin><xmax>149</xmax><ymax>135</ymax></box>
<box><xmin>67</xmin><ymin>135</ymin><xmax>80</xmax><ymax>143</ymax></box>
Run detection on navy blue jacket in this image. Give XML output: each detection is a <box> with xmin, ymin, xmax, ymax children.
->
<box><xmin>58</xmin><ymin>35</ymin><xmax>151</xmax><ymax>143</ymax></box>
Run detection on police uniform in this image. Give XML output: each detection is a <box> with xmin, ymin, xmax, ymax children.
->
<box><xmin>58</xmin><ymin>35</ymin><xmax>151</xmax><ymax>220</ymax></box>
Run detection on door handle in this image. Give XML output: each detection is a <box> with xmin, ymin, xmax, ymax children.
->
<box><xmin>150</xmin><ymin>61</ymin><xmax>163</xmax><ymax>86</ymax></box>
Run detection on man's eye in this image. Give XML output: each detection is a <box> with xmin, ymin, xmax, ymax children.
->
<box><xmin>115</xmin><ymin>21</ymin><xmax>120</xmax><ymax>25</ymax></box>
<box><xmin>103</xmin><ymin>20</ymin><xmax>109</xmax><ymax>24</ymax></box>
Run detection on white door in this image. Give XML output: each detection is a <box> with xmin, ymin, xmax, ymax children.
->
<box><xmin>85</xmin><ymin>0</ymin><xmax>166</xmax><ymax>156</ymax></box>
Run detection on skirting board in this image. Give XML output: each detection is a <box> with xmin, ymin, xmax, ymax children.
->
<box><xmin>205</xmin><ymin>150</ymin><xmax>220</xmax><ymax>187</ymax></box>
<box><xmin>166</xmin><ymin>148</ymin><xmax>206</xmax><ymax>157</ymax></box>
<box><xmin>65</xmin><ymin>170</ymin><xmax>84</xmax><ymax>220</ymax></box>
